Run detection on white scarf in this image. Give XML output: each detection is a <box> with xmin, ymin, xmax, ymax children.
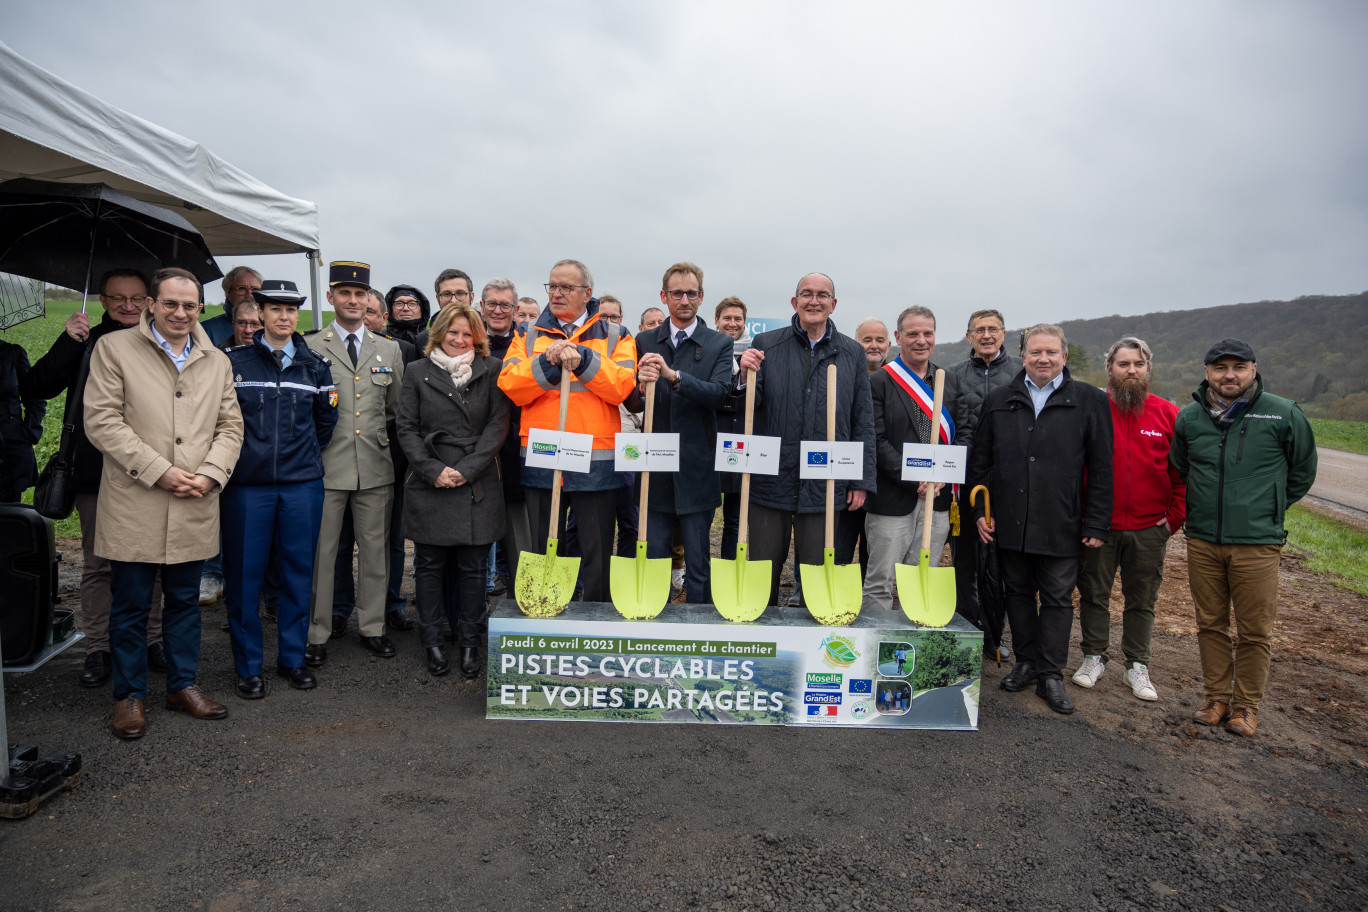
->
<box><xmin>429</xmin><ymin>347</ymin><xmax>475</xmax><ymax>390</ymax></box>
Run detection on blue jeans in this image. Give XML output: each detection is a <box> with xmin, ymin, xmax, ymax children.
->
<box><xmin>646</xmin><ymin>509</ymin><xmax>712</xmax><ymax>601</ymax></box>
<box><xmin>109</xmin><ymin>559</ymin><xmax>203</xmax><ymax>701</ymax></box>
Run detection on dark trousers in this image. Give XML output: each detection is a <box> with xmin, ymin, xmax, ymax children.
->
<box><xmin>834</xmin><ymin>506</ymin><xmax>869</xmax><ymax>573</ymax></box>
<box><xmin>415</xmin><ymin>542</ymin><xmax>488</xmax><ymax>648</ymax></box>
<box><xmin>720</xmin><ymin>492</ymin><xmax>741</xmax><ymax>560</ymax></box>
<box><xmin>109</xmin><ymin>559</ymin><xmax>203</xmax><ymax>701</ymax></box>
<box><xmin>646</xmin><ymin>508</ymin><xmax>712</xmax><ymax>600</ymax></box>
<box><xmin>334</xmin><ymin>484</ymin><xmax>408</xmax><ymax>618</ymax></box>
<box><xmin>998</xmin><ymin>549</ymin><xmax>1078</xmax><ymax>679</ymax></box>
<box><xmin>222</xmin><ymin>481</ymin><xmax>324</xmax><ymax>675</ymax></box>
<box><xmin>525</xmin><ymin>486</ymin><xmax>616</xmax><ymax>603</ymax></box>
<box><xmin>747</xmin><ymin>503</ymin><xmax>828</xmax><ymax>608</ymax></box>
<box><xmin>615</xmin><ymin>475</ymin><xmax>638</xmax><ymax>557</ymax></box>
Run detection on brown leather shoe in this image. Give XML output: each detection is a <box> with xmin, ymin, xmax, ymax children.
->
<box><xmin>1226</xmin><ymin>707</ymin><xmax>1258</xmax><ymax>737</ymax></box>
<box><xmin>112</xmin><ymin>698</ymin><xmax>147</xmax><ymax>739</ymax></box>
<box><xmin>165</xmin><ymin>685</ymin><xmax>229</xmax><ymax>720</ymax></box>
<box><xmin>1193</xmin><ymin>698</ymin><xmax>1230</xmax><ymax>726</ymax></box>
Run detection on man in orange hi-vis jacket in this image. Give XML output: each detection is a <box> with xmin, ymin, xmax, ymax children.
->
<box><xmin>497</xmin><ymin>258</ymin><xmax>637</xmax><ymax>602</ymax></box>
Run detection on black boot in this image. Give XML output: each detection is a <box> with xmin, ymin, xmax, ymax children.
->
<box><xmin>1000</xmin><ymin>661</ymin><xmax>1037</xmax><ymax>692</ymax></box>
<box><xmin>426</xmin><ymin>646</ymin><xmax>449</xmax><ymax>676</ymax></box>
<box><xmin>459</xmin><ymin>647</ymin><xmax>480</xmax><ymax>679</ymax></box>
<box><xmin>1036</xmin><ymin>676</ymin><xmax>1075</xmax><ymax>714</ymax></box>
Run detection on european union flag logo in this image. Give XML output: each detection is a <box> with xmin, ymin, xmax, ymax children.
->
<box><xmin>807</xmin><ymin>451</ymin><xmax>828</xmax><ymax>466</ymax></box>
<box><xmin>848</xmin><ymin>678</ymin><xmax>872</xmax><ymax>694</ymax></box>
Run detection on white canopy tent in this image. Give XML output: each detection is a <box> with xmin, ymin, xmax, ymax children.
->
<box><xmin>0</xmin><ymin>40</ymin><xmax>324</xmax><ymax>323</ymax></box>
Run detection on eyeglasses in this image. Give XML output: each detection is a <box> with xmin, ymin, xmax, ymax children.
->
<box><xmin>230</xmin><ymin>284</ymin><xmax>261</xmax><ymax>296</ymax></box>
<box><xmin>100</xmin><ymin>294</ymin><xmax>147</xmax><ymax>305</ymax></box>
<box><xmin>972</xmin><ymin>327</ymin><xmax>1004</xmax><ymax>336</ymax></box>
<box><xmin>796</xmin><ymin>291</ymin><xmax>834</xmax><ymax>303</ymax></box>
<box><xmin>664</xmin><ymin>290</ymin><xmax>701</xmax><ymax>303</ymax></box>
<box><xmin>545</xmin><ymin>283</ymin><xmax>587</xmax><ymax>296</ymax></box>
<box><xmin>155</xmin><ymin>299</ymin><xmax>201</xmax><ymax>313</ymax></box>
<box><xmin>481</xmin><ymin>301</ymin><xmax>514</xmax><ymax>312</ymax></box>
<box><xmin>234</xmin><ymin>320</ymin><xmax>262</xmax><ymax>329</ymax></box>
<box><xmin>436</xmin><ymin>290</ymin><xmax>471</xmax><ymax>302</ymax></box>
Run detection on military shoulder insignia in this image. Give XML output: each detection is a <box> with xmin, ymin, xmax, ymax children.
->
<box><xmin>328</xmin><ymin>390</ymin><xmax>339</xmax><ymax>407</ymax></box>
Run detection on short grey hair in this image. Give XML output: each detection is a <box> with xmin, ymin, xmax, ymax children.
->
<box><xmin>1106</xmin><ymin>336</ymin><xmax>1152</xmax><ymax>367</ymax></box>
<box><xmin>1022</xmin><ymin>323</ymin><xmax>1067</xmax><ymax>350</ymax></box>
<box><xmin>481</xmin><ymin>277</ymin><xmax>518</xmax><ymax>301</ymax></box>
<box><xmin>895</xmin><ymin>306</ymin><xmax>936</xmax><ymax>334</ymax></box>
<box><xmin>553</xmin><ymin>258</ymin><xmax>593</xmax><ymax>289</ymax></box>
<box><xmin>221</xmin><ymin>265</ymin><xmax>262</xmax><ymax>297</ymax></box>
<box><xmin>794</xmin><ymin>272</ymin><xmax>835</xmax><ymax>297</ymax></box>
<box><xmin>855</xmin><ymin>318</ymin><xmax>889</xmax><ymax>337</ymax></box>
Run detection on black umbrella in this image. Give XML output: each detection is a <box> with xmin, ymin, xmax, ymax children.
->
<box><xmin>967</xmin><ymin>485</ymin><xmax>1007</xmax><ymax>663</ymax></box>
<box><xmin>0</xmin><ymin>178</ymin><xmax>221</xmax><ymax>316</ymax></box>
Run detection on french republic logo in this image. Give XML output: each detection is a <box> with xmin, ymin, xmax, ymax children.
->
<box><xmin>723</xmin><ymin>440</ymin><xmax>745</xmax><ymax>450</ymax></box>
<box><xmin>807</xmin><ymin>704</ymin><xmax>839</xmax><ymax>717</ymax></box>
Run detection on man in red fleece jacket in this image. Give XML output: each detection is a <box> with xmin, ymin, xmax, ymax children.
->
<box><xmin>1073</xmin><ymin>337</ymin><xmax>1186</xmax><ymax>702</ymax></box>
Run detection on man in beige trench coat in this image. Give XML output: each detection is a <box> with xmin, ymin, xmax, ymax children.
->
<box><xmin>84</xmin><ymin>267</ymin><xmax>243</xmax><ymax>739</ymax></box>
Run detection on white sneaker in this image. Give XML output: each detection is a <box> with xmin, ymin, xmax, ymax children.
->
<box><xmin>1123</xmin><ymin>663</ymin><xmax>1159</xmax><ymax>702</ymax></box>
<box><xmin>198</xmin><ymin>577</ymin><xmax>223</xmax><ymax>606</ymax></box>
<box><xmin>1072</xmin><ymin>654</ymin><xmax>1106</xmax><ymax>688</ymax></box>
<box><xmin>671</xmin><ymin>568</ymin><xmax>685</xmax><ymax>590</ymax></box>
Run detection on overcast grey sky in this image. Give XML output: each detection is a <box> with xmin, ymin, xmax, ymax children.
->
<box><xmin>7</xmin><ymin>1</ymin><xmax>1367</xmax><ymax>335</ymax></box>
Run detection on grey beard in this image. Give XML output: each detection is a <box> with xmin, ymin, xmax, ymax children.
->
<box><xmin>1110</xmin><ymin>377</ymin><xmax>1149</xmax><ymax>415</ymax></box>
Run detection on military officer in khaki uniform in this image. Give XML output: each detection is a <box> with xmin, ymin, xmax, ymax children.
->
<box><xmin>305</xmin><ymin>262</ymin><xmax>405</xmax><ymax>666</ymax></box>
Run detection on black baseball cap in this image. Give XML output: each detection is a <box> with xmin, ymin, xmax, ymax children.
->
<box><xmin>1203</xmin><ymin>338</ymin><xmax>1256</xmax><ymax>365</ymax></box>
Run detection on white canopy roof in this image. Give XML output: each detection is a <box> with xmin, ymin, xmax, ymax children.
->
<box><xmin>0</xmin><ymin>40</ymin><xmax>318</xmax><ymax>257</ymax></box>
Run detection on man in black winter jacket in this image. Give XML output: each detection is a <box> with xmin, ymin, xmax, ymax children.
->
<box><xmin>736</xmin><ymin>273</ymin><xmax>876</xmax><ymax>608</ymax></box>
<box><xmin>967</xmin><ymin>323</ymin><xmax>1113</xmax><ymax>714</ymax></box>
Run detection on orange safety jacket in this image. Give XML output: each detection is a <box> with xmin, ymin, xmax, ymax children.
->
<box><xmin>497</xmin><ymin>301</ymin><xmax>637</xmax><ymax>452</ymax></box>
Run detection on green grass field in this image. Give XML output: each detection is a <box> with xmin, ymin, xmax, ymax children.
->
<box><xmin>4</xmin><ymin>296</ymin><xmax>327</xmax><ymax>538</ymax></box>
<box><xmin>1285</xmin><ymin>504</ymin><xmax>1368</xmax><ymax>598</ymax></box>
<box><xmin>1309</xmin><ymin>418</ymin><xmax>1368</xmax><ymax>456</ymax></box>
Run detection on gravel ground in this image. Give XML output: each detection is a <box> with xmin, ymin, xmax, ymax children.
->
<box><xmin>2</xmin><ymin>537</ymin><xmax>1366</xmax><ymax>912</ymax></box>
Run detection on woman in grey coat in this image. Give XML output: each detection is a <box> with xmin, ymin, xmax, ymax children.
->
<box><xmin>397</xmin><ymin>303</ymin><xmax>509</xmax><ymax>678</ymax></box>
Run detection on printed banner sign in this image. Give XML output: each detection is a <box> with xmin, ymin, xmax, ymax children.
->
<box><xmin>715</xmin><ymin>434</ymin><xmax>781</xmax><ymax>475</ymax></box>
<box><xmin>799</xmin><ymin>441</ymin><xmax>865</xmax><ymax>480</ymax></box>
<box><xmin>525</xmin><ymin>428</ymin><xmax>594</xmax><ymax>473</ymax></box>
<box><xmin>486</xmin><ymin>602</ymin><xmax>981</xmax><ymax>729</ymax></box>
<box><xmin>614</xmin><ymin>433</ymin><xmax>680</xmax><ymax>472</ymax></box>
<box><xmin>900</xmin><ymin>444</ymin><xmax>968</xmax><ymax>483</ymax></box>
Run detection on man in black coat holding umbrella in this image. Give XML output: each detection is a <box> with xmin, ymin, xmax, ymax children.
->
<box><xmin>967</xmin><ymin>323</ymin><xmax>1113</xmax><ymax>714</ymax></box>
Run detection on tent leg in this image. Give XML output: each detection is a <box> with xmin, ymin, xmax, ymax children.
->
<box><xmin>308</xmin><ymin>250</ymin><xmax>322</xmax><ymax>330</ymax></box>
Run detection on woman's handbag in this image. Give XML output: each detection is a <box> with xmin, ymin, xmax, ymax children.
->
<box><xmin>32</xmin><ymin>347</ymin><xmax>91</xmax><ymax>520</ymax></box>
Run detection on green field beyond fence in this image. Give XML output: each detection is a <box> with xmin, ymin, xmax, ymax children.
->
<box><xmin>1309</xmin><ymin>419</ymin><xmax>1368</xmax><ymax>457</ymax></box>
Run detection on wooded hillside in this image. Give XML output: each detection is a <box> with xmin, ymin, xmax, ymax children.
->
<box><xmin>934</xmin><ymin>293</ymin><xmax>1368</xmax><ymax>418</ymax></box>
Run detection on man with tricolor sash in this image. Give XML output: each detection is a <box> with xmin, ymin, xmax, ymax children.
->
<box><xmin>862</xmin><ymin>306</ymin><xmax>968</xmax><ymax>612</ymax></box>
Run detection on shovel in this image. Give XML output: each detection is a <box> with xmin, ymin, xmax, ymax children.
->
<box><xmin>801</xmin><ymin>363</ymin><xmax>862</xmax><ymax>626</ymax></box>
<box><xmin>514</xmin><ymin>369</ymin><xmax>580</xmax><ymax>617</ymax></box>
<box><xmin>896</xmin><ymin>368</ymin><xmax>957</xmax><ymax>627</ymax></box>
<box><xmin>610</xmin><ymin>380</ymin><xmax>671</xmax><ymax>618</ymax></box>
<box><xmin>711</xmin><ymin>369</ymin><xmax>772</xmax><ymax>622</ymax></box>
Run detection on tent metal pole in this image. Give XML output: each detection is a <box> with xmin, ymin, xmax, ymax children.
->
<box><xmin>308</xmin><ymin>250</ymin><xmax>322</xmax><ymax>330</ymax></box>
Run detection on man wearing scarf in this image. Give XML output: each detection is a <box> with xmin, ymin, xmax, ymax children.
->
<box><xmin>862</xmin><ymin>306</ymin><xmax>968</xmax><ymax>612</ymax></box>
<box><xmin>1171</xmin><ymin>338</ymin><xmax>1317</xmax><ymax>737</ymax></box>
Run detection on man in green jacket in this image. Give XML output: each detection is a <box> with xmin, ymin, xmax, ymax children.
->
<box><xmin>1171</xmin><ymin>338</ymin><xmax>1317</xmax><ymax>737</ymax></box>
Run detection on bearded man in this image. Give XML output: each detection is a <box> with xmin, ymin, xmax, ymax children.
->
<box><xmin>1073</xmin><ymin>337</ymin><xmax>1186</xmax><ymax>704</ymax></box>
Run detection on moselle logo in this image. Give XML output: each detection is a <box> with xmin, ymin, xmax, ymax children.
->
<box><xmin>906</xmin><ymin>457</ymin><xmax>933</xmax><ymax>469</ymax></box>
<box><xmin>820</xmin><ymin>635</ymin><xmax>859</xmax><ymax>667</ymax></box>
<box><xmin>622</xmin><ymin>445</ymin><xmax>642</xmax><ymax>460</ymax></box>
<box><xmin>531</xmin><ymin>441</ymin><xmax>559</xmax><ymax>455</ymax></box>
<box><xmin>806</xmin><ymin>672</ymin><xmax>842</xmax><ymax>690</ymax></box>
<box><xmin>723</xmin><ymin>440</ymin><xmax>745</xmax><ymax>450</ymax></box>
<box><xmin>807</xmin><ymin>705</ymin><xmax>838</xmax><ymax>717</ymax></box>
<box><xmin>850</xmin><ymin>701</ymin><xmax>871</xmax><ymax>720</ymax></box>
<box><xmin>848</xmin><ymin>678</ymin><xmax>872</xmax><ymax>694</ymax></box>
<box><xmin>807</xmin><ymin>451</ymin><xmax>829</xmax><ymax>466</ymax></box>
<box><xmin>804</xmin><ymin>691</ymin><xmax>842</xmax><ymax>705</ymax></box>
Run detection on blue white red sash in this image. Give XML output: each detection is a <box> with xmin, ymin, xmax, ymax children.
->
<box><xmin>883</xmin><ymin>357</ymin><xmax>954</xmax><ymax>445</ymax></box>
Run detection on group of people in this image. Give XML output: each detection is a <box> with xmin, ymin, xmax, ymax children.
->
<box><xmin>13</xmin><ymin>255</ymin><xmax>1317</xmax><ymax>741</ymax></box>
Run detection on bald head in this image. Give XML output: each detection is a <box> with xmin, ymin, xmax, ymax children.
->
<box><xmin>856</xmin><ymin>319</ymin><xmax>890</xmax><ymax>372</ymax></box>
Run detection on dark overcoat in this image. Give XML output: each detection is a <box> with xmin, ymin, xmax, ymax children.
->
<box><xmin>398</xmin><ymin>354</ymin><xmax>509</xmax><ymax>547</ymax></box>
<box><xmin>864</xmin><ymin>359</ymin><xmax>968</xmax><ymax>517</ymax></box>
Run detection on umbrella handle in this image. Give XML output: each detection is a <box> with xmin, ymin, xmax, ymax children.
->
<box><xmin>920</xmin><ymin>369</ymin><xmax>946</xmax><ymax>554</ymax></box>
<box><xmin>970</xmin><ymin>484</ymin><xmax>991</xmax><ymax>525</ymax></box>
<box><xmin>825</xmin><ymin>363</ymin><xmax>836</xmax><ymax>551</ymax></box>
<box><xmin>737</xmin><ymin>368</ymin><xmax>756</xmax><ymax>548</ymax></box>
<box><xmin>636</xmin><ymin>379</ymin><xmax>655</xmax><ymax>543</ymax></box>
<box><xmin>546</xmin><ymin>368</ymin><xmax>572</xmax><ymax>540</ymax></box>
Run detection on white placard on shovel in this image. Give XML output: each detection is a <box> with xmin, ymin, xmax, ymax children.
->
<box><xmin>613</xmin><ymin>432</ymin><xmax>680</xmax><ymax>472</ymax></box>
<box><xmin>525</xmin><ymin>428</ymin><xmax>594</xmax><ymax>473</ymax></box>
<box><xmin>900</xmin><ymin>443</ymin><xmax>968</xmax><ymax>483</ymax></box>
<box><xmin>715</xmin><ymin>433</ymin><xmax>782</xmax><ymax>475</ymax></box>
<box><xmin>799</xmin><ymin>441</ymin><xmax>865</xmax><ymax>480</ymax></box>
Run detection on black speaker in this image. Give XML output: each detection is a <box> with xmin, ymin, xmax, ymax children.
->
<box><xmin>0</xmin><ymin>503</ymin><xmax>57</xmax><ymax>668</ymax></box>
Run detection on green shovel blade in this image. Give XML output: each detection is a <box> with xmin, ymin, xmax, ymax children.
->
<box><xmin>800</xmin><ymin>548</ymin><xmax>862</xmax><ymax>626</ymax></box>
<box><xmin>514</xmin><ymin>539</ymin><xmax>579</xmax><ymax>618</ymax></box>
<box><xmin>610</xmin><ymin>540</ymin><xmax>672</xmax><ymax>620</ymax></box>
<box><xmin>710</xmin><ymin>542</ymin><xmax>772</xmax><ymax>622</ymax></box>
<box><xmin>896</xmin><ymin>550</ymin><xmax>957</xmax><ymax>627</ymax></box>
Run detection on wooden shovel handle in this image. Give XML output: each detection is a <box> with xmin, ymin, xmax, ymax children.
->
<box><xmin>738</xmin><ymin>369</ymin><xmax>756</xmax><ymax>548</ymax></box>
<box><xmin>825</xmin><ymin>363</ymin><xmax>836</xmax><ymax>551</ymax></box>
<box><xmin>547</xmin><ymin>368</ymin><xmax>572</xmax><ymax>540</ymax></box>
<box><xmin>920</xmin><ymin>369</ymin><xmax>946</xmax><ymax>554</ymax></box>
<box><xmin>636</xmin><ymin>380</ymin><xmax>655</xmax><ymax>543</ymax></box>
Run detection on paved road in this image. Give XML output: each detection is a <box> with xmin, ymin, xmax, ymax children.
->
<box><xmin>1308</xmin><ymin>446</ymin><xmax>1368</xmax><ymax>520</ymax></box>
<box><xmin>902</xmin><ymin>678</ymin><xmax>974</xmax><ymax>728</ymax></box>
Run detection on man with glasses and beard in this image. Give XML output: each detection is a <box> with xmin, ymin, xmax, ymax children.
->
<box><xmin>1073</xmin><ymin>338</ymin><xmax>1185</xmax><ymax>704</ymax></box>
